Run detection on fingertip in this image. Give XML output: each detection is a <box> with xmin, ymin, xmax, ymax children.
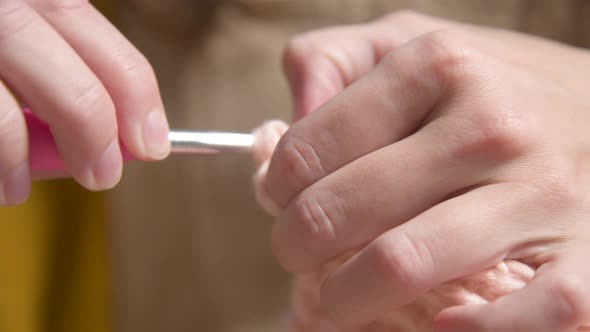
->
<box><xmin>140</xmin><ymin>108</ymin><xmax>171</xmax><ymax>160</ymax></box>
<box><xmin>80</xmin><ymin>138</ymin><xmax>123</xmax><ymax>191</ymax></box>
<box><xmin>1</xmin><ymin>162</ymin><xmax>31</xmax><ymax>206</ymax></box>
<box><xmin>282</xmin><ymin>37</ymin><xmax>345</xmax><ymax>120</ymax></box>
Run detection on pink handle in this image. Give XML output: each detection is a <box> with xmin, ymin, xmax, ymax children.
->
<box><xmin>24</xmin><ymin>109</ymin><xmax>134</xmax><ymax>172</ymax></box>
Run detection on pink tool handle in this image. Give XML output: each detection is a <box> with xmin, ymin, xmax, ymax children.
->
<box><xmin>24</xmin><ymin>109</ymin><xmax>134</xmax><ymax>172</ymax></box>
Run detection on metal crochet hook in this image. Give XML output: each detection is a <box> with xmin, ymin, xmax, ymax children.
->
<box><xmin>23</xmin><ymin>109</ymin><xmax>256</xmax><ymax>172</ymax></box>
<box><xmin>169</xmin><ymin>130</ymin><xmax>254</xmax><ymax>155</ymax></box>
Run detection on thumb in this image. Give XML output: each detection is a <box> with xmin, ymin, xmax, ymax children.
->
<box><xmin>282</xmin><ymin>10</ymin><xmax>449</xmax><ymax>120</ymax></box>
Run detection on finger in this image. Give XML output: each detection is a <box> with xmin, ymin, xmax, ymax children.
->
<box><xmin>0</xmin><ymin>81</ymin><xmax>30</xmax><ymax>205</ymax></box>
<box><xmin>282</xmin><ymin>10</ymin><xmax>559</xmax><ymax>122</ymax></box>
<box><xmin>23</xmin><ymin>109</ymin><xmax>135</xmax><ymax>175</ymax></box>
<box><xmin>283</xmin><ymin>25</ymin><xmax>382</xmax><ymax>120</ymax></box>
<box><xmin>271</xmin><ymin>115</ymin><xmax>496</xmax><ymax>272</ymax></box>
<box><xmin>319</xmin><ymin>183</ymin><xmax>538</xmax><ymax>330</ymax></box>
<box><xmin>283</xmin><ymin>10</ymin><xmax>449</xmax><ymax>119</ymax></box>
<box><xmin>26</xmin><ymin>0</ymin><xmax>170</xmax><ymax>160</ymax></box>
<box><xmin>268</xmin><ymin>30</ymin><xmax>485</xmax><ymax>209</ymax></box>
<box><xmin>436</xmin><ymin>255</ymin><xmax>590</xmax><ymax>332</ymax></box>
<box><xmin>0</xmin><ymin>1</ymin><xmax>121</xmax><ymax>190</ymax></box>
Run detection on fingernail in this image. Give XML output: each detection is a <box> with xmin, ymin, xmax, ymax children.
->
<box><xmin>142</xmin><ymin>109</ymin><xmax>170</xmax><ymax>160</ymax></box>
<box><xmin>1</xmin><ymin>163</ymin><xmax>31</xmax><ymax>205</ymax></box>
<box><xmin>90</xmin><ymin>138</ymin><xmax>122</xmax><ymax>190</ymax></box>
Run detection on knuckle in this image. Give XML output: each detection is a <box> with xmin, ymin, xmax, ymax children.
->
<box><xmin>69</xmin><ymin>81</ymin><xmax>113</xmax><ymax>125</ymax></box>
<box><xmin>549</xmin><ymin>276</ymin><xmax>590</xmax><ymax>327</ymax></box>
<box><xmin>289</xmin><ymin>191</ymin><xmax>343</xmax><ymax>256</ymax></box>
<box><xmin>452</xmin><ymin>105</ymin><xmax>532</xmax><ymax>160</ymax></box>
<box><xmin>274</xmin><ymin>134</ymin><xmax>326</xmax><ymax>193</ymax></box>
<box><xmin>112</xmin><ymin>46</ymin><xmax>158</xmax><ymax>90</ymax></box>
<box><xmin>379</xmin><ymin>50</ymin><xmax>436</xmax><ymax>102</ymax></box>
<box><xmin>419</xmin><ymin>30</ymin><xmax>479</xmax><ymax>88</ymax></box>
<box><xmin>371</xmin><ymin>234</ymin><xmax>433</xmax><ymax>292</ymax></box>
<box><xmin>0</xmin><ymin>1</ymin><xmax>35</xmax><ymax>40</ymax></box>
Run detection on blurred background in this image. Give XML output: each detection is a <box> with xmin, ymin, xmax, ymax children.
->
<box><xmin>0</xmin><ymin>1</ymin><xmax>589</xmax><ymax>332</ymax></box>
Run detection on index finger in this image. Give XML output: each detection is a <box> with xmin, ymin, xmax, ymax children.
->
<box><xmin>28</xmin><ymin>0</ymin><xmax>170</xmax><ymax>160</ymax></box>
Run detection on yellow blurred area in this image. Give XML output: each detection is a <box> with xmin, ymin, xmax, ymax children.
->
<box><xmin>0</xmin><ymin>2</ymin><xmax>114</xmax><ymax>332</ymax></box>
<box><xmin>0</xmin><ymin>182</ymin><xmax>110</xmax><ymax>332</ymax></box>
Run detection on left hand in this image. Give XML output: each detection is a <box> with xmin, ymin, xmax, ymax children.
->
<box><xmin>263</xmin><ymin>11</ymin><xmax>590</xmax><ymax>332</ymax></box>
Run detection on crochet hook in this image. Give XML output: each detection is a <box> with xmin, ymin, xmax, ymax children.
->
<box><xmin>23</xmin><ymin>109</ymin><xmax>254</xmax><ymax>172</ymax></box>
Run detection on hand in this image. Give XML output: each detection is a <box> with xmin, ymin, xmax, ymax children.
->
<box><xmin>263</xmin><ymin>11</ymin><xmax>590</xmax><ymax>332</ymax></box>
<box><xmin>0</xmin><ymin>0</ymin><xmax>170</xmax><ymax>205</ymax></box>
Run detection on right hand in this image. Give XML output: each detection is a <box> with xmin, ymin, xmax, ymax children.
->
<box><xmin>0</xmin><ymin>0</ymin><xmax>171</xmax><ymax>206</ymax></box>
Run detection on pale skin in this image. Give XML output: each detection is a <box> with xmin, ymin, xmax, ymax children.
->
<box><xmin>3</xmin><ymin>2</ymin><xmax>590</xmax><ymax>330</ymax></box>
<box><xmin>0</xmin><ymin>0</ymin><xmax>170</xmax><ymax>205</ymax></box>
<box><xmin>265</xmin><ymin>11</ymin><xmax>590</xmax><ymax>332</ymax></box>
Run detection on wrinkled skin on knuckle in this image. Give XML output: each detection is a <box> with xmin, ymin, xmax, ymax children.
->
<box><xmin>116</xmin><ymin>49</ymin><xmax>157</xmax><ymax>86</ymax></box>
<box><xmin>54</xmin><ymin>81</ymin><xmax>117</xmax><ymax>160</ymax></box>
<box><xmin>69</xmin><ymin>80</ymin><xmax>114</xmax><ymax>125</ymax></box>
<box><xmin>270</xmin><ymin>193</ymin><xmax>337</xmax><ymax>273</ymax></box>
<box><xmin>273</xmin><ymin>133</ymin><xmax>325</xmax><ymax>195</ymax></box>
<box><xmin>291</xmin><ymin>193</ymin><xmax>340</xmax><ymax>262</ymax></box>
<box><xmin>0</xmin><ymin>1</ymin><xmax>35</xmax><ymax>40</ymax></box>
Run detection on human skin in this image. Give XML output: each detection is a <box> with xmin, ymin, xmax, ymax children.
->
<box><xmin>253</xmin><ymin>122</ymin><xmax>586</xmax><ymax>332</ymax></box>
<box><xmin>0</xmin><ymin>0</ymin><xmax>170</xmax><ymax>205</ymax></box>
<box><xmin>262</xmin><ymin>11</ymin><xmax>590</xmax><ymax>332</ymax></box>
<box><xmin>252</xmin><ymin>121</ymin><xmax>536</xmax><ymax>332</ymax></box>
